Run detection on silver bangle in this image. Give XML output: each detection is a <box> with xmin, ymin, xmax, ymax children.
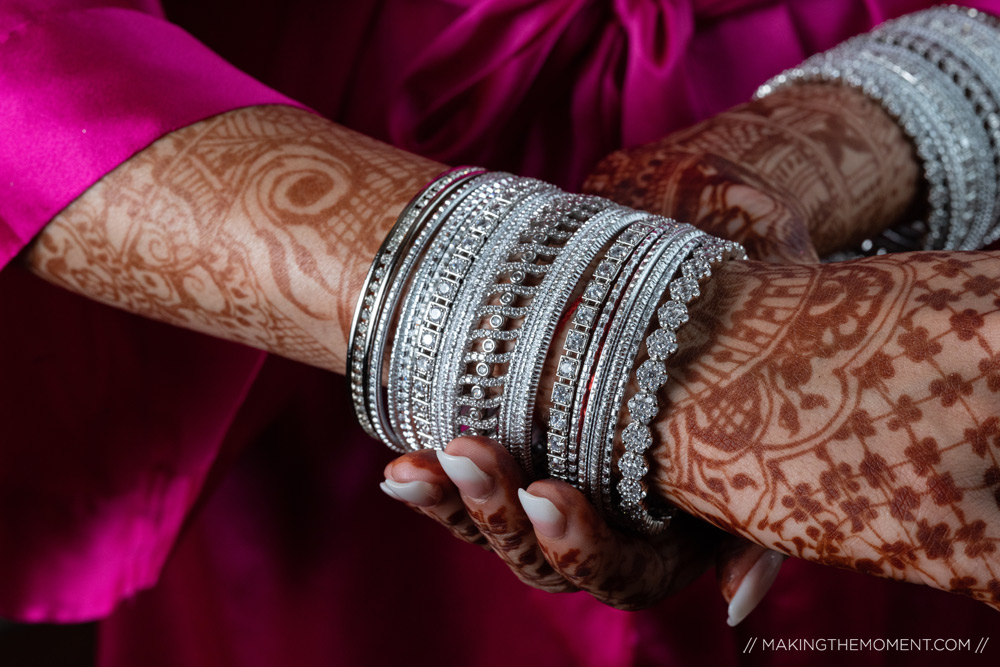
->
<box><xmin>429</xmin><ymin>183</ymin><xmax>560</xmax><ymax>450</ymax></box>
<box><xmin>546</xmin><ymin>218</ymin><xmax>662</xmax><ymax>483</ymax></box>
<box><xmin>349</xmin><ymin>167</ymin><xmax>485</xmax><ymax>450</ymax></box>
<box><xmin>499</xmin><ymin>201</ymin><xmax>642</xmax><ymax>477</ymax></box>
<box><xmin>883</xmin><ymin>9</ymin><xmax>1000</xmax><ymax>248</ymax></box>
<box><xmin>756</xmin><ymin>5</ymin><xmax>1000</xmax><ymax>255</ymax></box>
<box><xmin>580</xmin><ymin>227</ymin><xmax>704</xmax><ymax>533</ymax></box>
<box><xmin>617</xmin><ymin>236</ymin><xmax>746</xmax><ymax>533</ymax></box>
<box><xmin>388</xmin><ymin>173</ymin><xmax>512</xmax><ymax>451</ymax></box>
<box><xmin>405</xmin><ymin>176</ymin><xmax>541</xmax><ymax>451</ymax></box>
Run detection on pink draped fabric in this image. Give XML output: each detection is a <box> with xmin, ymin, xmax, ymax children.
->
<box><xmin>2</xmin><ymin>0</ymin><xmax>999</xmax><ymax>665</ymax></box>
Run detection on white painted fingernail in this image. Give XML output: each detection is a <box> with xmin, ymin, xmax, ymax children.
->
<box><xmin>518</xmin><ymin>488</ymin><xmax>566</xmax><ymax>539</ymax></box>
<box><xmin>727</xmin><ymin>550</ymin><xmax>783</xmax><ymax>627</ymax></box>
<box><xmin>380</xmin><ymin>479</ymin><xmax>439</xmax><ymax>507</ymax></box>
<box><xmin>436</xmin><ymin>450</ymin><xmax>494</xmax><ymax>500</ymax></box>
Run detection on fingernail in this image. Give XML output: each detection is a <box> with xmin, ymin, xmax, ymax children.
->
<box><xmin>436</xmin><ymin>450</ymin><xmax>493</xmax><ymax>501</ymax></box>
<box><xmin>727</xmin><ymin>550</ymin><xmax>783</xmax><ymax>627</ymax></box>
<box><xmin>380</xmin><ymin>479</ymin><xmax>439</xmax><ymax>507</ymax></box>
<box><xmin>518</xmin><ymin>488</ymin><xmax>566</xmax><ymax>539</ymax></box>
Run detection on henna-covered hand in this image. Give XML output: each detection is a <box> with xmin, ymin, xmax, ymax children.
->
<box><xmin>382</xmin><ymin>436</ymin><xmax>778</xmax><ymax>617</ymax></box>
<box><xmin>583</xmin><ymin>84</ymin><xmax>920</xmax><ymax>263</ymax></box>
<box><xmin>652</xmin><ymin>252</ymin><xmax>1000</xmax><ymax>610</ymax></box>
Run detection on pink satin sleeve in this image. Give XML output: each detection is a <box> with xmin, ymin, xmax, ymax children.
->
<box><xmin>0</xmin><ymin>3</ymin><xmax>297</xmax><ymax>267</ymax></box>
<box><xmin>0</xmin><ymin>1</ymin><xmax>297</xmax><ymax>622</ymax></box>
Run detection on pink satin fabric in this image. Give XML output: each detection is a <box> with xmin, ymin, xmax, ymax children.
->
<box><xmin>2</xmin><ymin>1</ymin><xmax>999</xmax><ymax>665</ymax></box>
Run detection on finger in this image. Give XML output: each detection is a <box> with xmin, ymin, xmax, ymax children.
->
<box><xmin>382</xmin><ymin>450</ymin><xmax>489</xmax><ymax>549</ymax></box>
<box><xmin>519</xmin><ymin>481</ymin><xmax>718</xmax><ymax>610</ymax></box>
<box><xmin>716</xmin><ymin>538</ymin><xmax>785</xmax><ymax>626</ymax></box>
<box><xmin>437</xmin><ymin>436</ymin><xmax>574</xmax><ymax>592</ymax></box>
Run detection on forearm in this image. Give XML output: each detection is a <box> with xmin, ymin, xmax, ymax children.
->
<box><xmin>23</xmin><ymin>105</ymin><xmax>445</xmax><ymax>374</ymax></box>
<box><xmin>653</xmin><ymin>252</ymin><xmax>1000</xmax><ymax>604</ymax></box>
<box><xmin>584</xmin><ymin>85</ymin><xmax>920</xmax><ymax>260</ymax></box>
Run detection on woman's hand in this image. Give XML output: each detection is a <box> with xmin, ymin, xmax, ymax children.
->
<box><xmin>383</xmin><ymin>436</ymin><xmax>781</xmax><ymax>617</ymax></box>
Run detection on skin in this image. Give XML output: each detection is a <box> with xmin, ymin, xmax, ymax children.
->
<box><xmin>25</xmin><ymin>105</ymin><xmax>444</xmax><ymax>376</ymax></box>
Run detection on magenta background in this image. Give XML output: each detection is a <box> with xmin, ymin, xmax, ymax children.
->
<box><xmin>0</xmin><ymin>1</ymin><xmax>998</xmax><ymax>665</ymax></box>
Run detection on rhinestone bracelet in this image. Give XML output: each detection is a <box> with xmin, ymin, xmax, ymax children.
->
<box><xmin>388</xmin><ymin>173</ymin><xmax>513</xmax><ymax>451</ymax></box>
<box><xmin>405</xmin><ymin>177</ymin><xmax>542</xmax><ymax>451</ymax></box>
<box><xmin>865</xmin><ymin>39</ymin><xmax>992</xmax><ymax>251</ymax></box>
<box><xmin>500</xmin><ymin>202</ymin><xmax>645</xmax><ymax>476</ymax></box>
<box><xmin>887</xmin><ymin>9</ymin><xmax>1000</xmax><ymax>248</ymax></box>
<box><xmin>429</xmin><ymin>184</ymin><xmax>561</xmax><ymax>449</ymax></box>
<box><xmin>756</xmin><ymin>6</ymin><xmax>1000</xmax><ymax>255</ymax></box>
<box><xmin>564</xmin><ymin>219</ymin><xmax>685</xmax><ymax>494</ymax></box>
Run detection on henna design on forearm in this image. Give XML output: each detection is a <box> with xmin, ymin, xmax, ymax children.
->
<box><xmin>583</xmin><ymin>84</ymin><xmax>920</xmax><ymax>261</ymax></box>
<box><xmin>24</xmin><ymin>106</ymin><xmax>445</xmax><ymax>373</ymax></box>
<box><xmin>652</xmin><ymin>252</ymin><xmax>1000</xmax><ymax>607</ymax></box>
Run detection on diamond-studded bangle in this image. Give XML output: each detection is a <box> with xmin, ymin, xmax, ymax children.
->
<box><xmin>348</xmin><ymin>166</ymin><xmax>484</xmax><ymax>449</ymax></box>
<box><xmin>879</xmin><ymin>8</ymin><xmax>1000</xmax><ymax>249</ymax></box>
<box><xmin>499</xmin><ymin>201</ymin><xmax>644</xmax><ymax>477</ymax></box>
<box><xmin>757</xmin><ymin>43</ymin><xmax>964</xmax><ymax>253</ymax></box>
<box><xmin>455</xmin><ymin>192</ymin><xmax>611</xmax><ymax>465</ymax></box>
<box><xmin>616</xmin><ymin>236</ymin><xmax>747</xmax><ymax>534</ymax></box>
<box><xmin>428</xmin><ymin>184</ymin><xmax>561</xmax><ymax>449</ymax></box>
<box><xmin>547</xmin><ymin>217</ymin><xmax>661</xmax><ymax>484</ymax></box>
<box><xmin>578</xmin><ymin>226</ymin><xmax>706</xmax><ymax>534</ymax></box>
<box><xmin>864</xmin><ymin>40</ymin><xmax>992</xmax><ymax>251</ymax></box>
<box><xmin>387</xmin><ymin>173</ymin><xmax>514</xmax><ymax>451</ymax></box>
<box><xmin>393</xmin><ymin>175</ymin><xmax>543</xmax><ymax>451</ymax></box>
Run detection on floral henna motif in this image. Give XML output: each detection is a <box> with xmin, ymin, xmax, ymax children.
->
<box><xmin>653</xmin><ymin>252</ymin><xmax>1000</xmax><ymax>607</ymax></box>
<box><xmin>583</xmin><ymin>84</ymin><xmax>919</xmax><ymax>261</ymax></box>
<box><xmin>26</xmin><ymin>106</ymin><xmax>444</xmax><ymax>374</ymax></box>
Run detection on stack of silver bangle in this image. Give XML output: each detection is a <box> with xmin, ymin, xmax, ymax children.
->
<box><xmin>756</xmin><ymin>5</ymin><xmax>1000</xmax><ymax>256</ymax></box>
<box><xmin>352</xmin><ymin>6</ymin><xmax>1000</xmax><ymax>534</ymax></box>
<box><xmin>349</xmin><ymin>167</ymin><xmax>745</xmax><ymax>533</ymax></box>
